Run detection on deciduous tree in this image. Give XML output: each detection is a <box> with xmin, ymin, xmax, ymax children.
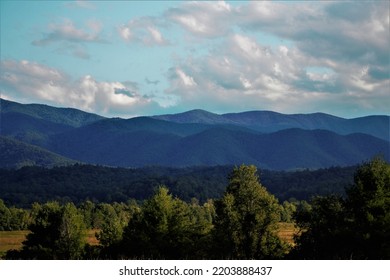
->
<box><xmin>214</xmin><ymin>165</ymin><xmax>286</xmax><ymax>259</ymax></box>
<box><xmin>121</xmin><ymin>186</ymin><xmax>213</xmax><ymax>259</ymax></box>
<box><xmin>346</xmin><ymin>157</ymin><xmax>390</xmax><ymax>259</ymax></box>
<box><xmin>8</xmin><ymin>202</ymin><xmax>86</xmax><ymax>259</ymax></box>
<box><xmin>292</xmin><ymin>157</ymin><xmax>390</xmax><ymax>259</ymax></box>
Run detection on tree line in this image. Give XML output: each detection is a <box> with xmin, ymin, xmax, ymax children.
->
<box><xmin>0</xmin><ymin>164</ymin><xmax>356</xmax><ymax>208</ymax></box>
<box><xmin>2</xmin><ymin>158</ymin><xmax>389</xmax><ymax>259</ymax></box>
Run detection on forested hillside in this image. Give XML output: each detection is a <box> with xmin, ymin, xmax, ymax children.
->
<box><xmin>0</xmin><ymin>136</ymin><xmax>76</xmax><ymax>168</ymax></box>
<box><xmin>0</xmin><ymin>164</ymin><xmax>356</xmax><ymax>207</ymax></box>
<box><xmin>2</xmin><ymin>159</ymin><xmax>388</xmax><ymax>260</ymax></box>
<box><xmin>1</xmin><ymin>99</ymin><xmax>388</xmax><ymax>170</ymax></box>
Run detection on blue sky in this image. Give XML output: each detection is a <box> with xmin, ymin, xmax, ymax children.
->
<box><xmin>1</xmin><ymin>1</ymin><xmax>389</xmax><ymax>118</ymax></box>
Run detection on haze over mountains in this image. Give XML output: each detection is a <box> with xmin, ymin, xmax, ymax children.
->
<box><xmin>1</xmin><ymin>98</ymin><xmax>389</xmax><ymax>170</ymax></box>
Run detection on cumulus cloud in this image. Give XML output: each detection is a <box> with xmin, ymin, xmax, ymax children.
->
<box><xmin>175</xmin><ymin>68</ymin><xmax>197</xmax><ymax>87</ymax></box>
<box><xmin>4</xmin><ymin>1</ymin><xmax>388</xmax><ymax>118</ymax></box>
<box><xmin>160</xmin><ymin>1</ymin><xmax>389</xmax><ymax>116</ymax></box>
<box><xmin>166</xmin><ymin>1</ymin><xmax>233</xmax><ymax>38</ymax></box>
<box><xmin>0</xmin><ymin>60</ymin><xmax>162</xmax><ymax>117</ymax></box>
<box><xmin>119</xmin><ymin>17</ymin><xmax>168</xmax><ymax>46</ymax></box>
<box><xmin>165</xmin><ymin>26</ymin><xmax>389</xmax><ymax>116</ymax></box>
<box><xmin>238</xmin><ymin>1</ymin><xmax>389</xmax><ymax>66</ymax></box>
<box><xmin>0</xmin><ymin>60</ymin><xmax>67</xmax><ymax>100</ymax></box>
<box><xmin>86</xmin><ymin>0</ymin><xmax>388</xmax><ymax>116</ymax></box>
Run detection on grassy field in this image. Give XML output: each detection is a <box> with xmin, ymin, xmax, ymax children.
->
<box><xmin>0</xmin><ymin>230</ymin><xmax>99</xmax><ymax>259</ymax></box>
<box><xmin>1</xmin><ymin>224</ymin><xmax>297</xmax><ymax>258</ymax></box>
<box><xmin>0</xmin><ymin>230</ymin><xmax>29</xmax><ymax>258</ymax></box>
<box><xmin>277</xmin><ymin>222</ymin><xmax>299</xmax><ymax>245</ymax></box>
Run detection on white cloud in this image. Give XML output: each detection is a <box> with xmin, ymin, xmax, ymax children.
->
<box><xmin>176</xmin><ymin>68</ymin><xmax>197</xmax><ymax>87</ymax></box>
<box><xmin>119</xmin><ymin>17</ymin><xmax>168</xmax><ymax>46</ymax></box>
<box><xmin>160</xmin><ymin>1</ymin><xmax>389</xmax><ymax>116</ymax></box>
<box><xmin>279</xmin><ymin>45</ymin><xmax>289</xmax><ymax>56</ymax></box>
<box><xmin>147</xmin><ymin>27</ymin><xmax>164</xmax><ymax>44</ymax></box>
<box><xmin>166</xmin><ymin>1</ymin><xmax>233</xmax><ymax>38</ymax></box>
<box><xmin>119</xmin><ymin>26</ymin><xmax>132</xmax><ymax>41</ymax></box>
<box><xmin>232</xmin><ymin>34</ymin><xmax>270</xmax><ymax>60</ymax></box>
<box><xmin>3</xmin><ymin>1</ymin><xmax>389</xmax><ymax>118</ymax></box>
<box><xmin>239</xmin><ymin>76</ymin><xmax>252</xmax><ymax>89</ymax></box>
<box><xmin>0</xmin><ymin>60</ymin><xmax>162</xmax><ymax>117</ymax></box>
<box><xmin>0</xmin><ymin>60</ymin><xmax>67</xmax><ymax>100</ymax></box>
<box><xmin>239</xmin><ymin>1</ymin><xmax>389</xmax><ymax>66</ymax></box>
<box><xmin>76</xmin><ymin>75</ymin><xmax>147</xmax><ymax>113</ymax></box>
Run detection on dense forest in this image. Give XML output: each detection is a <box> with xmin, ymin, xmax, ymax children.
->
<box><xmin>1</xmin><ymin>158</ymin><xmax>389</xmax><ymax>260</ymax></box>
<box><xmin>0</xmin><ymin>164</ymin><xmax>356</xmax><ymax>207</ymax></box>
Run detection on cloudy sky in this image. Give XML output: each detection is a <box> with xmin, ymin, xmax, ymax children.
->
<box><xmin>1</xmin><ymin>1</ymin><xmax>389</xmax><ymax>118</ymax></box>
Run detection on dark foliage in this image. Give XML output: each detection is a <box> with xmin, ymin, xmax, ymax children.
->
<box><xmin>0</xmin><ymin>136</ymin><xmax>76</xmax><ymax>168</ymax></box>
<box><xmin>213</xmin><ymin>165</ymin><xmax>287</xmax><ymax>259</ymax></box>
<box><xmin>290</xmin><ymin>157</ymin><xmax>390</xmax><ymax>259</ymax></box>
<box><xmin>2</xmin><ymin>159</ymin><xmax>389</xmax><ymax>260</ymax></box>
<box><xmin>6</xmin><ymin>202</ymin><xmax>86</xmax><ymax>260</ymax></box>
<box><xmin>0</xmin><ymin>164</ymin><xmax>356</xmax><ymax>207</ymax></box>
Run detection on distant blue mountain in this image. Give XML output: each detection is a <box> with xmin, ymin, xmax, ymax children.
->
<box><xmin>0</xmin><ymin>136</ymin><xmax>76</xmax><ymax>168</ymax></box>
<box><xmin>1</xmin><ymin>99</ymin><xmax>389</xmax><ymax>169</ymax></box>
<box><xmin>47</xmin><ymin>120</ymin><xmax>389</xmax><ymax>170</ymax></box>
<box><xmin>1</xmin><ymin>98</ymin><xmax>104</xmax><ymax>127</ymax></box>
<box><xmin>154</xmin><ymin>109</ymin><xmax>390</xmax><ymax>141</ymax></box>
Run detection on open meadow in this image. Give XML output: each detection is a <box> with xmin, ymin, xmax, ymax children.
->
<box><xmin>0</xmin><ymin>230</ymin><xmax>99</xmax><ymax>259</ymax></box>
<box><xmin>0</xmin><ymin>225</ymin><xmax>296</xmax><ymax>259</ymax></box>
<box><xmin>277</xmin><ymin>223</ymin><xmax>299</xmax><ymax>245</ymax></box>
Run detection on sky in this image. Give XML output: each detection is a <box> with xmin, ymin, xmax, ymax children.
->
<box><xmin>0</xmin><ymin>0</ymin><xmax>389</xmax><ymax>118</ymax></box>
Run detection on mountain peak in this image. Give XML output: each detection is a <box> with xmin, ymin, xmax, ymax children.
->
<box><xmin>152</xmin><ymin>109</ymin><xmax>226</xmax><ymax>124</ymax></box>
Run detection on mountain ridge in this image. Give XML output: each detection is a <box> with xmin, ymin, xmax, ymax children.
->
<box><xmin>154</xmin><ymin>108</ymin><xmax>389</xmax><ymax>141</ymax></box>
<box><xmin>1</xmin><ymin>99</ymin><xmax>389</xmax><ymax>169</ymax></box>
<box><xmin>0</xmin><ymin>136</ymin><xmax>76</xmax><ymax>168</ymax></box>
<box><xmin>47</xmin><ymin>125</ymin><xmax>389</xmax><ymax>170</ymax></box>
<box><xmin>1</xmin><ymin>98</ymin><xmax>105</xmax><ymax>128</ymax></box>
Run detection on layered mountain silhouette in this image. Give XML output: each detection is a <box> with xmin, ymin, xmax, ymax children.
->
<box><xmin>154</xmin><ymin>109</ymin><xmax>390</xmax><ymax>141</ymax></box>
<box><xmin>0</xmin><ymin>136</ymin><xmax>76</xmax><ymax>168</ymax></box>
<box><xmin>1</xmin><ymin>98</ymin><xmax>389</xmax><ymax>169</ymax></box>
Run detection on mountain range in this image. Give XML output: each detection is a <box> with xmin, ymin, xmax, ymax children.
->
<box><xmin>1</xmin><ymin>98</ymin><xmax>389</xmax><ymax>170</ymax></box>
